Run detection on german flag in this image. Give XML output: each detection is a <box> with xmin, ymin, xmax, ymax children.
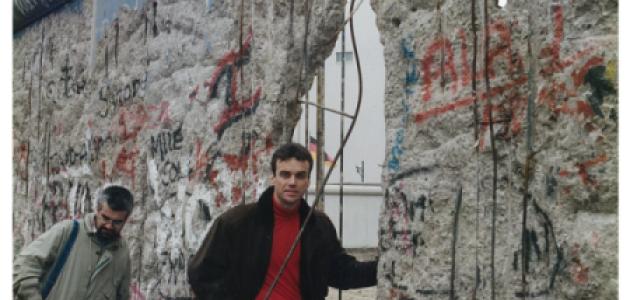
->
<box><xmin>308</xmin><ymin>136</ymin><xmax>334</xmax><ymax>167</ymax></box>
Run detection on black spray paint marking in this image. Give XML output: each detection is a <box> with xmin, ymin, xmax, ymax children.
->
<box><xmin>521</xmin><ymin>191</ymin><xmax>530</xmax><ymax>286</ymax></box>
<box><xmin>144</xmin><ymin>10</ymin><xmax>148</xmax><ymax>44</ymax></box>
<box><xmin>288</xmin><ymin>0</ymin><xmax>294</xmax><ymax>49</ymax></box>
<box><xmin>104</xmin><ymin>39</ymin><xmax>108</xmax><ymax>77</ymax></box>
<box><xmin>530</xmin><ymin>229</ymin><xmax>541</xmax><ymax>261</ymax></box>
<box><xmin>61</xmin><ymin>54</ymin><xmax>72</xmax><ymax>97</ymax></box>
<box><xmin>198</xmin><ymin>200</ymin><xmax>212</xmax><ymax>221</ymax></box>
<box><xmin>532</xmin><ymin>199</ymin><xmax>564</xmax><ymax>290</ymax></box>
<box><xmin>513</xmin><ymin>250</ymin><xmax>519</xmax><ymax>271</ymax></box>
<box><xmin>37</xmin><ymin>26</ymin><xmax>45</xmax><ymax>140</ymax></box>
<box><xmin>48</xmin><ymin>36</ymin><xmax>56</xmax><ymax>67</ymax></box>
<box><xmin>153</xmin><ymin>1</ymin><xmax>158</xmax><ymax>37</ymax></box>
<box><xmin>450</xmin><ymin>187</ymin><xmax>463</xmax><ymax>300</ymax></box>
<box><xmin>388</xmin><ymin>165</ymin><xmax>435</xmax><ymax>186</ymax></box>
<box><xmin>584</xmin><ymin>65</ymin><xmax>616</xmax><ymax>118</ymax></box>
<box><xmin>545</xmin><ymin>167</ymin><xmax>557</xmax><ymax>198</ymax></box>
<box><xmin>482</xmin><ymin>0</ymin><xmax>498</xmax><ymax>298</ymax></box>
<box><xmin>115</xmin><ymin>19</ymin><xmax>119</xmax><ymax>66</ymax></box>
<box><xmin>150</xmin><ymin>125</ymin><xmax>184</xmax><ymax>161</ymax></box>
<box><xmin>515</xmin><ymin>290</ymin><xmax>549</xmax><ymax>298</ymax></box>
<box><xmin>159</xmin><ymin>161</ymin><xmax>183</xmax><ymax>188</ymax></box>
<box><xmin>165</xmin><ymin>14</ymin><xmax>172</xmax><ymax>34</ymax></box>
<box><xmin>416</xmin><ymin>289</ymin><xmax>450</xmax><ymax>296</ymax></box>
<box><xmin>417</xmin><ymin>195</ymin><xmax>427</xmax><ymax>222</ymax></box>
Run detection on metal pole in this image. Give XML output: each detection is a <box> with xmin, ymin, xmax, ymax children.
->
<box><xmin>315</xmin><ymin>64</ymin><xmax>325</xmax><ymax>211</ymax></box>
<box><xmin>304</xmin><ymin>84</ymin><xmax>310</xmax><ymax>203</ymax></box>
<box><xmin>338</xmin><ymin>18</ymin><xmax>346</xmax><ymax>300</ymax></box>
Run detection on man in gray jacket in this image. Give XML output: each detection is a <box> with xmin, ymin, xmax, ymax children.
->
<box><xmin>14</xmin><ymin>185</ymin><xmax>134</xmax><ymax>300</ymax></box>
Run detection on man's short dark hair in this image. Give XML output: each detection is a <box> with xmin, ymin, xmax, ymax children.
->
<box><xmin>97</xmin><ymin>185</ymin><xmax>134</xmax><ymax>215</ymax></box>
<box><xmin>271</xmin><ymin>143</ymin><xmax>313</xmax><ymax>177</ymax></box>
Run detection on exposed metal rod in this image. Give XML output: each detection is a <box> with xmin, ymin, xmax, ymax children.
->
<box><xmin>263</xmin><ymin>0</ymin><xmax>363</xmax><ymax>296</ymax></box>
<box><xmin>483</xmin><ymin>0</ymin><xmax>499</xmax><ymax>298</ymax></box>
<box><xmin>324</xmin><ymin>182</ymin><xmax>381</xmax><ymax>186</ymax></box>
<box><xmin>298</xmin><ymin>100</ymin><xmax>355</xmax><ymax>119</ymax></box>
<box><xmin>304</xmin><ymin>85</ymin><xmax>310</xmax><ymax>203</ymax></box>
<box><xmin>315</xmin><ymin>65</ymin><xmax>325</xmax><ymax>211</ymax></box>
<box><xmin>338</xmin><ymin>14</ymin><xmax>347</xmax><ymax>300</ymax></box>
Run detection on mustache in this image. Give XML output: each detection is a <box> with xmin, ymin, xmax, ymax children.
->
<box><xmin>97</xmin><ymin>227</ymin><xmax>120</xmax><ymax>239</ymax></box>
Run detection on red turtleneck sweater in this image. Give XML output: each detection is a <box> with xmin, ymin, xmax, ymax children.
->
<box><xmin>255</xmin><ymin>196</ymin><xmax>302</xmax><ymax>300</ymax></box>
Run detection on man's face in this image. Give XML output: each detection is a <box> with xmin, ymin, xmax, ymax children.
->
<box><xmin>95</xmin><ymin>202</ymin><xmax>128</xmax><ymax>241</ymax></box>
<box><xmin>272</xmin><ymin>158</ymin><xmax>311</xmax><ymax>210</ymax></box>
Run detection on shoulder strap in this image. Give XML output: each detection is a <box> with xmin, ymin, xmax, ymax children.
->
<box><xmin>40</xmin><ymin>220</ymin><xmax>79</xmax><ymax>299</ymax></box>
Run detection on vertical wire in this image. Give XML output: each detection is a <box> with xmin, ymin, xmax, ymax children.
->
<box><xmin>249</xmin><ymin>0</ymin><xmax>256</xmax><ymax>203</ymax></box>
<box><xmin>262</xmin><ymin>0</ymin><xmax>363</xmax><ymax>297</ymax></box>
<box><xmin>305</xmin><ymin>90</ymin><xmax>310</xmax><ymax>204</ymax></box>
<box><xmin>238</xmin><ymin>0</ymin><xmax>246</xmax><ymax>205</ymax></box>
<box><xmin>338</xmin><ymin>8</ymin><xmax>346</xmax><ymax>300</ymax></box>
<box><xmin>471</xmin><ymin>0</ymin><xmax>481</xmax><ymax>297</ymax></box>
<box><xmin>303</xmin><ymin>0</ymin><xmax>310</xmax><ymax>204</ymax></box>
<box><xmin>483</xmin><ymin>0</ymin><xmax>499</xmax><ymax>299</ymax></box>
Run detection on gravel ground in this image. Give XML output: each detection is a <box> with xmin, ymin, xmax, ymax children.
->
<box><xmin>325</xmin><ymin>248</ymin><xmax>378</xmax><ymax>300</ymax></box>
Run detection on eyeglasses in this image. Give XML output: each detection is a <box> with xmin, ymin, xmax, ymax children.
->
<box><xmin>98</xmin><ymin>213</ymin><xmax>126</xmax><ymax>227</ymax></box>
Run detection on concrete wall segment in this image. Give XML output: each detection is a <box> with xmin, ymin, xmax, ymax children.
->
<box><xmin>13</xmin><ymin>0</ymin><xmax>617</xmax><ymax>298</ymax></box>
<box><xmin>13</xmin><ymin>0</ymin><xmax>346</xmax><ymax>298</ymax></box>
<box><xmin>373</xmin><ymin>0</ymin><xmax>617</xmax><ymax>298</ymax></box>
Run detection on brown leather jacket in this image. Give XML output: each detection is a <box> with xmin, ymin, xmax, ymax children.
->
<box><xmin>188</xmin><ymin>186</ymin><xmax>377</xmax><ymax>300</ymax></box>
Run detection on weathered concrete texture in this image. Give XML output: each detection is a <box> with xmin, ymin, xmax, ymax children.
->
<box><xmin>372</xmin><ymin>0</ymin><xmax>617</xmax><ymax>299</ymax></box>
<box><xmin>12</xmin><ymin>0</ymin><xmax>345</xmax><ymax>298</ymax></box>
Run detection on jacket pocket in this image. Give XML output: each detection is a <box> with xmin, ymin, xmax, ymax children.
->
<box><xmin>99</xmin><ymin>290</ymin><xmax>113</xmax><ymax>300</ymax></box>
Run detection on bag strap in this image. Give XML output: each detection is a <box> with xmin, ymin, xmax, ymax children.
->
<box><xmin>41</xmin><ymin>220</ymin><xmax>79</xmax><ymax>299</ymax></box>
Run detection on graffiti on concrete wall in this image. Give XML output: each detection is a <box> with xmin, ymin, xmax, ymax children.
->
<box><xmin>410</xmin><ymin>6</ymin><xmax>613</xmax><ymax>151</ymax></box>
<box><xmin>380</xmin><ymin>1</ymin><xmax>616</xmax><ymax>299</ymax></box>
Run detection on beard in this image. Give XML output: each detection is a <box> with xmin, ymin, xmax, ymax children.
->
<box><xmin>96</xmin><ymin>227</ymin><xmax>120</xmax><ymax>245</ymax></box>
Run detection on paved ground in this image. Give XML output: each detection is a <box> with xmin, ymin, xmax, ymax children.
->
<box><xmin>325</xmin><ymin>248</ymin><xmax>378</xmax><ymax>300</ymax></box>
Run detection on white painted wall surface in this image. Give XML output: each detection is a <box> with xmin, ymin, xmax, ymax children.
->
<box><xmin>307</xmin><ymin>184</ymin><xmax>382</xmax><ymax>248</ymax></box>
<box><xmin>294</xmin><ymin>0</ymin><xmax>386</xmax><ymax>249</ymax></box>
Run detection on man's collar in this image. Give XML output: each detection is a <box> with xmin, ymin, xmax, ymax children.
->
<box><xmin>259</xmin><ymin>186</ymin><xmax>312</xmax><ymax>225</ymax></box>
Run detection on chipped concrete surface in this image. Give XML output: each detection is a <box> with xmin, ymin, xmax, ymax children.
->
<box><xmin>13</xmin><ymin>0</ymin><xmax>345</xmax><ymax>298</ymax></box>
<box><xmin>13</xmin><ymin>0</ymin><xmax>618</xmax><ymax>299</ymax></box>
<box><xmin>372</xmin><ymin>0</ymin><xmax>617</xmax><ymax>298</ymax></box>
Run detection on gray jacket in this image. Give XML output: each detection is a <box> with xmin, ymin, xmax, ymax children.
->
<box><xmin>13</xmin><ymin>213</ymin><xmax>131</xmax><ymax>300</ymax></box>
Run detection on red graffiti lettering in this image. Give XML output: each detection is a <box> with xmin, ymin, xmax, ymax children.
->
<box><xmin>99</xmin><ymin>160</ymin><xmax>111</xmax><ymax>181</ymax></box>
<box><xmin>421</xmin><ymin>37</ymin><xmax>458</xmax><ymax>102</ymax></box>
<box><xmin>558</xmin><ymin>154</ymin><xmax>608</xmax><ymax>186</ymax></box>
<box><xmin>231</xmin><ymin>186</ymin><xmax>243</xmax><ymax>204</ymax></box>
<box><xmin>115</xmin><ymin>146</ymin><xmax>139</xmax><ymax>186</ymax></box>
<box><xmin>130</xmin><ymin>282</ymin><xmax>146</xmax><ymax>300</ymax></box>
<box><xmin>577</xmin><ymin>154</ymin><xmax>608</xmax><ymax>186</ymax></box>
<box><xmin>458</xmin><ymin>29</ymin><xmax>472</xmax><ymax>86</ymax></box>
<box><xmin>115</xmin><ymin>104</ymin><xmax>149</xmax><ymax>141</ymax></box>
<box><xmin>188</xmin><ymin>84</ymin><xmax>199</xmax><ymax>103</ymax></box>
<box><xmin>190</xmin><ymin>139</ymin><xmax>210</xmax><ymax>182</ymax></box>
<box><xmin>18</xmin><ymin>143</ymin><xmax>29</xmax><ymax>180</ymax></box>
<box><xmin>52</xmin><ymin>122</ymin><xmax>64</xmax><ymax>136</ymax></box>
<box><xmin>109</xmin><ymin>101</ymin><xmax>174</xmax><ymax>141</ymax></box>
<box><xmin>484</xmin><ymin>20</ymin><xmax>522</xmax><ymax>79</ymax></box>
<box><xmin>186</xmin><ymin>29</ymin><xmax>264</xmax><ymax>138</ymax></box>
<box><xmin>146</xmin><ymin>101</ymin><xmax>174</xmax><ymax>129</ymax></box>
<box><xmin>412</xmin><ymin>5</ymin><xmax>608</xmax><ymax>157</ymax></box>
<box><xmin>572</xmin><ymin>56</ymin><xmax>604</xmax><ymax>87</ymax></box>
<box><xmin>539</xmin><ymin>4</ymin><xmax>564</xmax><ymax>75</ymax></box>
<box><xmin>214</xmin><ymin>191</ymin><xmax>226</xmax><ymax>208</ymax></box>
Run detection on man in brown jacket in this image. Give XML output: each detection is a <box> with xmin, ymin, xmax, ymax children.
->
<box><xmin>188</xmin><ymin>143</ymin><xmax>377</xmax><ymax>300</ymax></box>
